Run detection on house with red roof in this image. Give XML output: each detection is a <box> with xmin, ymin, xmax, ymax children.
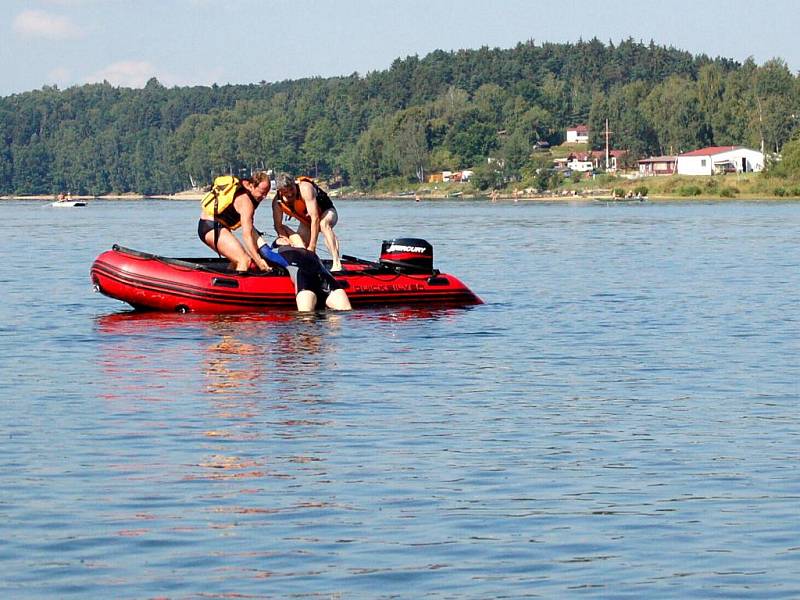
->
<box><xmin>566</xmin><ymin>125</ymin><xmax>589</xmax><ymax>144</ymax></box>
<box><xmin>587</xmin><ymin>149</ymin><xmax>627</xmax><ymax>172</ymax></box>
<box><xmin>676</xmin><ymin>146</ymin><xmax>764</xmax><ymax>176</ymax></box>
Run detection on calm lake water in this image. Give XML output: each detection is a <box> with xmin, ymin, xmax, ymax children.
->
<box><xmin>1</xmin><ymin>198</ymin><xmax>799</xmax><ymax>599</ymax></box>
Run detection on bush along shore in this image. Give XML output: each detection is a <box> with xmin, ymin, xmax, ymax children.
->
<box><xmin>340</xmin><ymin>172</ymin><xmax>800</xmax><ymax>201</ymax></box>
<box><xmin>5</xmin><ymin>173</ymin><xmax>800</xmax><ymax>202</ymax></box>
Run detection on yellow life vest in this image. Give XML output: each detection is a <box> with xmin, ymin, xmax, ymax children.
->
<box><xmin>201</xmin><ymin>175</ymin><xmax>242</xmax><ymax>227</ymax></box>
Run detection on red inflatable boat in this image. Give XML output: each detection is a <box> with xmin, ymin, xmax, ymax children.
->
<box><xmin>91</xmin><ymin>239</ymin><xmax>482</xmax><ymax>313</ymax></box>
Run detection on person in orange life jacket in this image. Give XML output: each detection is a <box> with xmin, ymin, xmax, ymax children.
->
<box><xmin>271</xmin><ymin>172</ymin><xmax>342</xmax><ymax>271</ymax></box>
<box><xmin>198</xmin><ymin>171</ymin><xmax>272</xmax><ymax>273</ymax></box>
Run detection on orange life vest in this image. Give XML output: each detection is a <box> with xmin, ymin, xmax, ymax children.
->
<box><xmin>275</xmin><ymin>176</ymin><xmax>333</xmax><ymax>225</ymax></box>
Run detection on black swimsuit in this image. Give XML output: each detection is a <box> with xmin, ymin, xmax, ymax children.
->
<box><xmin>260</xmin><ymin>245</ymin><xmax>342</xmax><ymax>303</ymax></box>
<box><xmin>198</xmin><ymin>219</ymin><xmax>216</xmax><ymax>240</ymax></box>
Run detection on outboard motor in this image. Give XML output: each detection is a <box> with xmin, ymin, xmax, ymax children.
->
<box><xmin>380</xmin><ymin>238</ymin><xmax>434</xmax><ymax>273</ymax></box>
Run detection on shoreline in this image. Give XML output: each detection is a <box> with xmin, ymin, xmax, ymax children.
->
<box><xmin>3</xmin><ymin>192</ymin><xmax>799</xmax><ymax>203</ymax></box>
<box><xmin>0</xmin><ymin>192</ymin><xmax>206</xmax><ymax>201</ymax></box>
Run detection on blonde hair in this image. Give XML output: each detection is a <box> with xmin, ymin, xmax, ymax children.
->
<box><xmin>249</xmin><ymin>170</ymin><xmax>270</xmax><ymax>185</ymax></box>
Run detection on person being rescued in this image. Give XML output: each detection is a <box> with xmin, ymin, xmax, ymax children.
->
<box><xmin>198</xmin><ymin>171</ymin><xmax>272</xmax><ymax>273</ymax></box>
<box><xmin>272</xmin><ymin>172</ymin><xmax>342</xmax><ymax>272</ymax></box>
<box><xmin>257</xmin><ymin>236</ymin><xmax>351</xmax><ymax>312</ymax></box>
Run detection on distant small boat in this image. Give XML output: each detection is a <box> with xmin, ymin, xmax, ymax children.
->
<box><xmin>595</xmin><ymin>195</ymin><xmax>648</xmax><ymax>203</ymax></box>
<box><xmin>52</xmin><ymin>200</ymin><xmax>87</xmax><ymax>207</ymax></box>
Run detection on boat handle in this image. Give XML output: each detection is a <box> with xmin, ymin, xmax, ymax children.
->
<box><xmin>212</xmin><ymin>277</ymin><xmax>239</xmax><ymax>288</ymax></box>
<box><xmin>427</xmin><ymin>275</ymin><xmax>449</xmax><ymax>286</ymax></box>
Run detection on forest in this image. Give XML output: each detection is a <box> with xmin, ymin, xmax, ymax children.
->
<box><xmin>1</xmin><ymin>38</ymin><xmax>798</xmax><ymax>195</ymax></box>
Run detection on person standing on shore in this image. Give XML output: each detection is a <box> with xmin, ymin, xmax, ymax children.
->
<box><xmin>198</xmin><ymin>171</ymin><xmax>272</xmax><ymax>273</ymax></box>
<box><xmin>272</xmin><ymin>173</ymin><xmax>342</xmax><ymax>271</ymax></box>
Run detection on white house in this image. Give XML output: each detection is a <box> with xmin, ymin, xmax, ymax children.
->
<box><xmin>566</xmin><ymin>125</ymin><xmax>589</xmax><ymax>144</ymax></box>
<box><xmin>676</xmin><ymin>146</ymin><xmax>764</xmax><ymax>176</ymax></box>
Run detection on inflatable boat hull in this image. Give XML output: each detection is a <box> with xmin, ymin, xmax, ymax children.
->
<box><xmin>91</xmin><ymin>245</ymin><xmax>482</xmax><ymax>313</ymax></box>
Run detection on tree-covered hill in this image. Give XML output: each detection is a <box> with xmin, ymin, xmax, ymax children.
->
<box><xmin>1</xmin><ymin>38</ymin><xmax>797</xmax><ymax>195</ymax></box>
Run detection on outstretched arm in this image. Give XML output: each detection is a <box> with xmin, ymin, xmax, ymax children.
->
<box><xmin>299</xmin><ymin>181</ymin><xmax>321</xmax><ymax>253</ymax></box>
<box><xmin>272</xmin><ymin>198</ymin><xmax>292</xmax><ymax>239</ymax></box>
<box><xmin>272</xmin><ymin>197</ymin><xmax>305</xmax><ymax>247</ymax></box>
<box><xmin>236</xmin><ymin>195</ymin><xmax>270</xmax><ymax>271</ymax></box>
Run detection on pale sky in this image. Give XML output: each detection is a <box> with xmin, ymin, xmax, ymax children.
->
<box><xmin>2</xmin><ymin>0</ymin><xmax>798</xmax><ymax>97</ymax></box>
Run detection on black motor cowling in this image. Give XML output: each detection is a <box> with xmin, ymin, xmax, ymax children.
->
<box><xmin>379</xmin><ymin>238</ymin><xmax>434</xmax><ymax>273</ymax></box>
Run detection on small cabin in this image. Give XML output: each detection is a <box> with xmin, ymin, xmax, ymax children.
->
<box><xmin>566</xmin><ymin>125</ymin><xmax>589</xmax><ymax>144</ymax></box>
<box><xmin>638</xmin><ymin>156</ymin><xmax>677</xmax><ymax>176</ymax></box>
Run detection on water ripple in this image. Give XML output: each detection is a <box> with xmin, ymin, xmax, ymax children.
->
<box><xmin>1</xmin><ymin>200</ymin><xmax>800</xmax><ymax>598</ymax></box>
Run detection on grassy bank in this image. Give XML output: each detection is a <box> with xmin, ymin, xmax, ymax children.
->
<box><xmin>5</xmin><ymin>173</ymin><xmax>800</xmax><ymax>202</ymax></box>
<box><xmin>344</xmin><ymin>172</ymin><xmax>800</xmax><ymax>201</ymax></box>
<box><xmin>567</xmin><ymin>172</ymin><xmax>800</xmax><ymax>200</ymax></box>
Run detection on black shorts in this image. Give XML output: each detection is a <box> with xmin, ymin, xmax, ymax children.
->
<box><xmin>198</xmin><ymin>219</ymin><xmax>218</xmax><ymax>242</ymax></box>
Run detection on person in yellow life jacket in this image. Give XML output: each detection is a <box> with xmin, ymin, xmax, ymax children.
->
<box><xmin>198</xmin><ymin>171</ymin><xmax>272</xmax><ymax>273</ymax></box>
<box><xmin>271</xmin><ymin>172</ymin><xmax>342</xmax><ymax>271</ymax></box>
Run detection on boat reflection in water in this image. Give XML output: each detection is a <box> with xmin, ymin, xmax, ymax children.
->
<box><xmin>94</xmin><ymin>304</ymin><xmax>472</xmax><ymax>431</ymax></box>
<box><xmin>93</xmin><ymin>305</ymin><xmax>471</xmax><ymax>421</ymax></box>
<box><xmin>89</xmin><ymin>305</ymin><xmax>478</xmax><ymax>567</ymax></box>
<box><xmin>94</xmin><ymin>310</ymin><xmax>337</xmax><ymax>400</ymax></box>
<box><xmin>92</xmin><ymin>311</ymin><xmax>341</xmax><ymax>518</ymax></box>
